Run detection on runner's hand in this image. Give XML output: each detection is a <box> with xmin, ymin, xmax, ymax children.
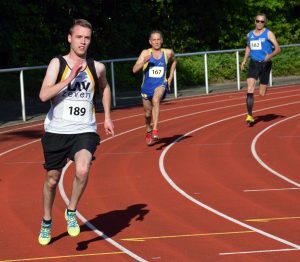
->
<box><xmin>70</xmin><ymin>61</ymin><xmax>83</xmax><ymax>79</ymax></box>
<box><xmin>143</xmin><ymin>55</ymin><xmax>151</xmax><ymax>64</ymax></box>
<box><xmin>104</xmin><ymin>119</ymin><xmax>115</xmax><ymax>137</ymax></box>
<box><xmin>241</xmin><ymin>60</ymin><xmax>246</xmax><ymax>71</ymax></box>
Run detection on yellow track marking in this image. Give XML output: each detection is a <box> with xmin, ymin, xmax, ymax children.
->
<box><xmin>246</xmin><ymin>216</ymin><xmax>300</xmax><ymax>223</ymax></box>
<box><xmin>0</xmin><ymin>251</ymin><xmax>124</xmax><ymax>262</ymax></box>
<box><xmin>121</xmin><ymin>230</ymin><xmax>254</xmax><ymax>242</ymax></box>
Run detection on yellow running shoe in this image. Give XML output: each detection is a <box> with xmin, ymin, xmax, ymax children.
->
<box><xmin>38</xmin><ymin>220</ymin><xmax>52</xmax><ymax>246</ymax></box>
<box><xmin>246</xmin><ymin>114</ymin><xmax>254</xmax><ymax>122</ymax></box>
<box><xmin>65</xmin><ymin>209</ymin><xmax>80</xmax><ymax>237</ymax></box>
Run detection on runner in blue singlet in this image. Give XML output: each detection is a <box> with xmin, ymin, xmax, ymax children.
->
<box><xmin>241</xmin><ymin>13</ymin><xmax>280</xmax><ymax>126</ymax></box>
<box><xmin>133</xmin><ymin>30</ymin><xmax>177</xmax><ymax>145</ymax></box>
<box><xmin>141</xmin><ymin>48</ymin><xmax>168</xmax><ymax>100</ymax></box>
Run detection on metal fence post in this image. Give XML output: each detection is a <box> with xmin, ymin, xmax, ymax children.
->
<box><xmin>173</xmin><ymin>69</ymin><xmax>178</xmax><ymax>98</ymax></box>
<box><xmin>0</xmin><ymin>44</ymin><xmax>298</xmax><ymax>123</ymax></box>
<box><xmin>110</xmin><ymin>62</ymin><xmax>116</xmax><ymax>108</ymax></box>
<box><xmin>204</xmin><ymin>53</ymin><xmax>209</xmax><ymax>94</ymax></box>
<box><xmin>20</xmin><ymin>70</ymin><xmax>26</xmax><ymax>121</ymax></box>
<box><xmin>236</xmin><ymin>51</ymin><xmax>241</xmax><ymax>90</ymax></box>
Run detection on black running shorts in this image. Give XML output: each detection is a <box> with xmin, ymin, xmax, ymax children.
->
<box><xmin>41</xmin><ymin>132</ymin><xmax>100</xmax><ymax>170</ymax></box>
<box><xmin>247</xmin><ymin>59</ymin><xmax>272</xmax><ymax>85</ymax></box>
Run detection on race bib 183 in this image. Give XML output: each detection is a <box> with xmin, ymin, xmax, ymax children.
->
<box><xmin>250</xmin><ymin>40</ymin><xmax>262</xmax><ymax>50</ymax></box>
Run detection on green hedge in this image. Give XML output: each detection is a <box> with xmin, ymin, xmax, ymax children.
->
<box><xmin>0</xmin><ymin>47</ymin><xmax>299</xmax><ymax>99</ymax></box>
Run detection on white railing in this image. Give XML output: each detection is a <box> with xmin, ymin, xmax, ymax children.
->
<box><xmin>0</xmin><ymin>44</ymin><xmax>299</xmax><ymax>122</ymax></box>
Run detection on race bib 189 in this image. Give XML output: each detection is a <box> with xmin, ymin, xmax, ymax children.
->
<box><xmin>149</xmin><ymin>66</ymin><xmax>164</xmax><ymax>78</ymax></box>
<box><xmin>250</xmin><ymin>40</ymin><xmax>262</xmax><ymax>50</ymax></box>
<box><xmin>62</xmin><ymin>100</ymin><xmax>92</xmax><ymax>123</ymax></box>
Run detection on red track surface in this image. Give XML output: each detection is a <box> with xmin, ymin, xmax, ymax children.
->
<box><xmin>1</xmin><ymin>85</ymin><xmax>300</xmax><ymax>261</ymax></box>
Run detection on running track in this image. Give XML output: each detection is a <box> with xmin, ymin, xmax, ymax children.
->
<box><xmin>0</xmin><ymin>85</ymin><xmax>300</xmax><ymax>261</ymax></box>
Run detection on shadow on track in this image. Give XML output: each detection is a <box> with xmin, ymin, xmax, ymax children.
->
<box><xmin>150</xmin><ymin>134</ymin><xmax>192</xmax><ymax>150</ymax></box>
<box><xmin>252</xmin><ymin>113</ymin><xmax>285</xmax><ymax>127</ymax></box>
<box><xmin>76</xmin><ymin>203</ymin><xmax>149</xmax><ymax>250</ymax></box>
<box><xmin>50</xmin><ymin>204</ymin><xmax>149</xmax><ymax>249</ymax></box>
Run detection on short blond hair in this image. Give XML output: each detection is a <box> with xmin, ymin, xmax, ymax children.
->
<box><xmin>69</xmin><ymin>19</ymin><xmax>92</xmax><ymax>35</ymax></box>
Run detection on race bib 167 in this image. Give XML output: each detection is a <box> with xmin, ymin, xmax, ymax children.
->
<box><xmin>149</xmin><ymin>66</ymin><xmax>164</xmax><ymax>78</ymax></box>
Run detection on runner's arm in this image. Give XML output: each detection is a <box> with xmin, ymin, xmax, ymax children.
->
<box><xmin>241</xmin><ymin>34</ymin><xmax>250</xmax><ymax>71</ymax></box>
<box><xmin>97</xmin><ymin>62</ymin><xmax>114</xmax><ymax>136</ymax></box>
<box><xmin>167</xmin><ymin>49</ymin><xmax>177</xmax><ymax>90</ymax></box>
<box><xmin>132</xmin><ymin>50</ymin><xmax>151</xmax><ymax>73</ymax></box>
<box><xmin>39</xmin><ymin>58</ymin><xmax>82</xmax><ymax>102</ymax></box>
<box><xmin>265</xmin><ymin>31</ymin><xmax>281</xmax><ymax>61</ymax></box>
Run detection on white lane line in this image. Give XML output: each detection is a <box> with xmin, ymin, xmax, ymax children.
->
<box><xmin>251</xmin><ymin>113</ymin><xmax>300</xmax><ymax>188</ymax></box>
<box><xmin>127</xmin><ymin>92</ymin><xmax>300</xmax><ymax>119</ymax></box>
<box><xmin>0</xmin><ymin>102</ymin><xmax>239</xmax><ymax>156</ymax></box>
<box><xmin>58</xmin><ymin>161</ymin><xmax>147</xmax><ymax>262</ymax></box>
<box><xmin>102</xmin><ymin>152</ymin><xmax>142</xmax><ymax>155</ymax></box>
<box><xmin>0</xmin><ymin>123</ymin><xmax>44</xmax><ymax>134</ymax></box>
<box><xmin>1</xmin><ymin>87</ymin><xmax>300</xmax><ymax>135</ymax></box>
<box><xmin>1</xmin><ymin>99</ymin><xmax>300</xmax><ymax>159</ymax></box>
<box><xmin>190</xmin><ymin>143</ymin><xmax>237</xmax><ymax>146</ymax></box>
<box><xmin>0</xmin><ymin>139</ymin><xmax>40</xmax><ymax>157</ymax></box>
<box><xmin>159</xmin><ymin>107</ymin><xmax>300</xmax><ymax>249</ymax></box>
<box><xmin>1</xmin><ymin>96</ymin><xmax>300</xmax><ymax>257</ymax></box>
<box><xmin>278</xmin><ymin>136</ymin><xmax>300</xmax><ymax>138</ymax></box>
<box><xmin>244</xmin><ymin>188</ymin><xmax>300</xmax><ymax>192</ymax></box>
<box><xmin>220</xmin><ymin>248</ymin><xmax>300</xmax><ymax>255</ymax></box>
<box><xmin>3</xmin><ymin>161</ymin><xmax>43</xmax><ymax>164</ymax></box>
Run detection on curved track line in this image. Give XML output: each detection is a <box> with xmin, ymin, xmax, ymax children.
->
<box><xmin>58</xmin><ymin>161</ymin><xmax>147</xmax><ymax>262</ymax></box>
<box><xmin>0</xmin><ymin>139</ymin><xmax>40</xmax><ymax>157</ymax></box>
<box><xmin>1</xmin><ymin>93</ymin><xmax>300</xmax><ymax>259</ymax></box>
<box><xmin>251</xmin><ymin>113</ymin><xmax>300</xmax><ymax>187</ymax></box>
<box><xmin>0</xmin><ymin>100</ymin><xmax>245</xmax><ymax>155</ymax></box>
<box><xmin>1</xmin><ymin>86</ymin><xmax>299</xmax><ymax>135</ymax></box>
<box><xmin>158</xmin><ymin>107</ymin><xmax>300</xmax><ymax>249</ymax></box>
<box><xmin>1</xmin><ymin>97</ymin><xmax>300</xmax><ymax>157</ymax></box>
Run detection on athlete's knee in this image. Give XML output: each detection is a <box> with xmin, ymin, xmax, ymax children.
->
<box><xmin>75</xmin><ymin>166</ymin><xmax>89</xmax><ymax>182</ymax></box>
<box><xmin>46</xmin><ymin>176</ymin><xmax>59</xmax><ymax>190</ymax></box>
<box><xmin>45</xmin><ymin>170</ymin><xmax>61</xmax><ymax>189</ymax></box>
<box><xmin>152</xmin><ymin>93</ymin><xmax>164</xmax><ymax>106</ymax></box>
<box><xmin>247</xmin><ymin>87</ymin><xmax>255</xmax><ymax>93</ymax></box>
<box><xmin>144</xmin><ymin>109</ymin><xmax>152</xmax><ymax>117</ymax></box>
<box><xmin>259</xmin><ymin>87</ymin><xmax>267</xmax><ymax>96</ymax></box>
<box><xmin>152</xmin><ymin>95</ymin><xmax>162</xmax><ymax>105</ymax></box>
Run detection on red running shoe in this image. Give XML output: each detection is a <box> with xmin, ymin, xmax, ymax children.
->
<box><xmin>145</xmin><ymin>131</ymin><xmax>152</xmax><ymax>145</ymax></box>
<box><xmin>152</xmin><ymin>129</ymin><xmax>159</xmax><ymax>140</ymax></box>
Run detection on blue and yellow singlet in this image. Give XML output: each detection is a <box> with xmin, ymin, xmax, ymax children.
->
<box><xmin>141</xmin><ymin>48</ymin><xmax>168</xmax><ymax>99</ymax></box>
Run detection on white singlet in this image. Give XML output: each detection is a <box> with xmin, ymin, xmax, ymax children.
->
<box><xmin>44</xmin><ymin>57</ymin><xmax>98</xmax><ymax>134</ymax></box>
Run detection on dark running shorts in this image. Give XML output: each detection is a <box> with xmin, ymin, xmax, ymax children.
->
<box><xmin>41</xmin><ymin>132</ymin><xmax>100</xmax><ymax>170</ymax></box>
<box><xmin>247</xmin><ymin>59</ymin><xmax>272</xmax><ymax>85</ymax></box>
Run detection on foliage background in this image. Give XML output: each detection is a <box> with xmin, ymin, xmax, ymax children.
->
<box><xmin>0</xmin><ymin>0</ymin><xmax>299</xmax><ymax>68</ymax></box>
<box><xmin>0</xmin><ymin>0</ymin><xmax>299</xmax><ymax>100</ymax></box>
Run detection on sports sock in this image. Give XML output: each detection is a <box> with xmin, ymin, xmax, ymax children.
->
<box><xmin>246</xmin><ymin>92</ymin><xmax>254</xmax><ymax>115</ymax></box>
<box><xmin>67</xmin><ymin>208</ymin><xmax>76</xmax><ymax>214</ymax></box>
<box><xmin>42</xmin><ymin>218</ymin><xmax>52</xmax><ymax>224</ymax></box>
